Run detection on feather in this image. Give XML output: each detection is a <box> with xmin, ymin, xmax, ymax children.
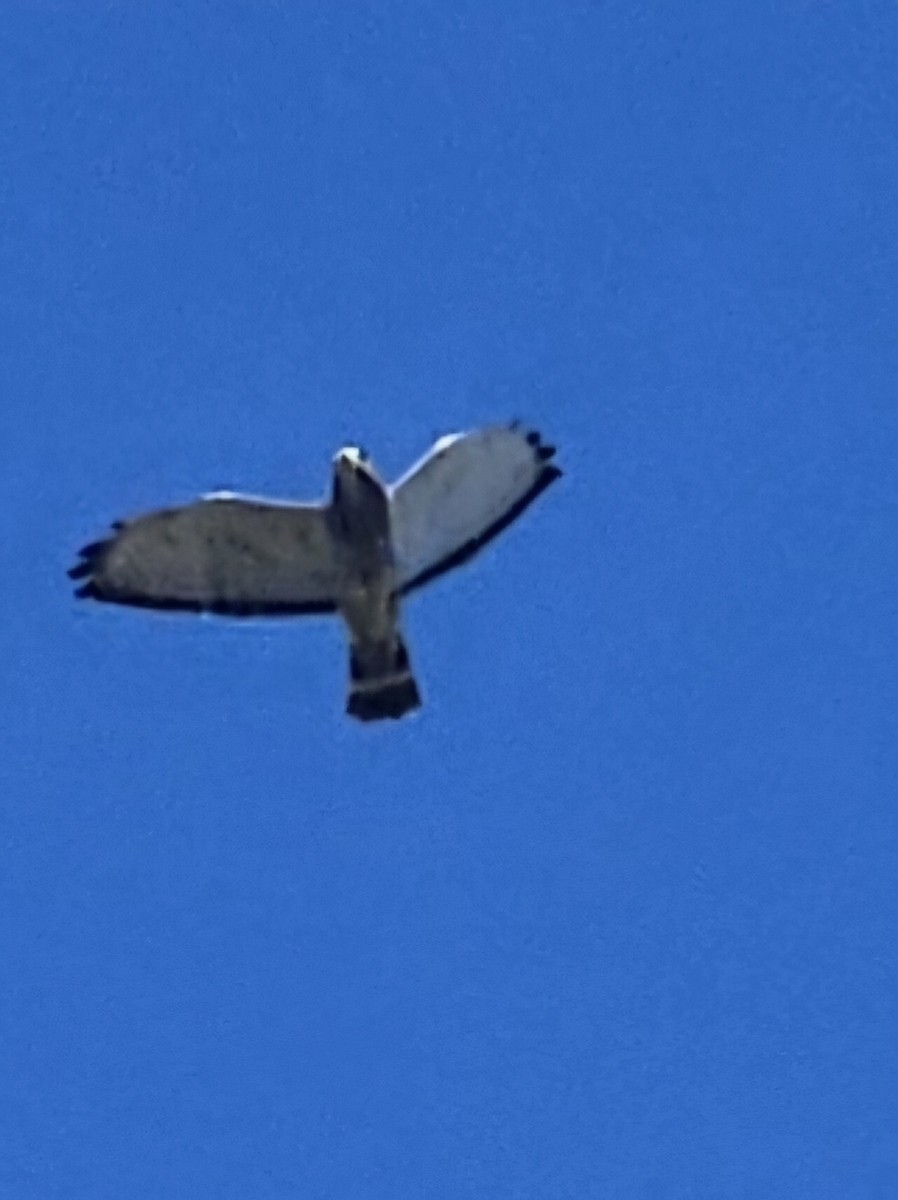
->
<box><xmin>389</xmin><ymin>424</ymin><xmax>561</xmax><ymax>594</ymax></box>
<box><xmin>69</xmin><ymin>495</ymin><xmax>341</xmax><ymax>616</ymax></box>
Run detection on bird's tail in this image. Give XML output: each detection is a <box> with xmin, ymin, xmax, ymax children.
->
<box><xmin>347</xmin><ymin>635</ymin><xmax>422</xmax><ymax>722</ymax></box>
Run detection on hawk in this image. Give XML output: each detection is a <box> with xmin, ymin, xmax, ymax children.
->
<box><xmin>68</xmin><ymin>424</ymin><xmax>561</xmax><ymax>721</ymax></box>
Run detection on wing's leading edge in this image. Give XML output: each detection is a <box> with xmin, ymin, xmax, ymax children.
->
<box><xmin>68</xmin><ymin>494</ymin><xmax>341</xmax><ymax>616</ymax></box>
<box><xmin>389</xmin><ymin>424</ymin><xmax>561</xmax><ymax>595</ymax></box>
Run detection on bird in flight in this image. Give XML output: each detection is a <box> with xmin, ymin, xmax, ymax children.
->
<box><xmin>69</xmin><ymin>423</ymin><xmax>561</xmax><ymax>721</ymax></box>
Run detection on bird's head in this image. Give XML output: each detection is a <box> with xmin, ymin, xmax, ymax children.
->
<box><xmin>334</xmin><ymin>445</ymin><xmax>371</xmax><ymax>472</ymax></box>
<box><xmin>331</xmin><ymin>445</ymin><xmax>381</xmax><ymax>505</ymax></box>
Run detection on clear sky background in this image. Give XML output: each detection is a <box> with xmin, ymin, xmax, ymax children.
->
<box><xmin>2</xmin><ymin>3</ymin><xmax>895</xmax><ymax>1197</ymax></box>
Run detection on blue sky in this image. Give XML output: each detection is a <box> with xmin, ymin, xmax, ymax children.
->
<box><xmin>2</xmin><ymin>3</ymin><xmax>895</xmax><ymax>1197</ymax></box>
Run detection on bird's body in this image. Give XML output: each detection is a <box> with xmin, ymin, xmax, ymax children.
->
<box><xmin>69</xmin><ymin>424</ymin><xmax>561</xmax><ymax>721</ymax></box>
<box><xmin>329</xmin><ymin>448</ymin><xmax>420</xmax><ymax>719</ymax></box>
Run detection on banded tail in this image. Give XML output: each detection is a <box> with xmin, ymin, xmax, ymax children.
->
<box><xmin>347</xmin><ymin>635</ymin><xmax>422</xmax><ymax>722</ymax></box>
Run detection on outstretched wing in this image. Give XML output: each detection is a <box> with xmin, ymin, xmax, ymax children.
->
<box><xmin>69</xmin><ymin>493</ymin><xmax>342</xmax><ymax>616</ymax></box>
<box><xmin>389</xmin><ymin>425</ymin><xmax>561</xmax><ymax>595</ymax></box>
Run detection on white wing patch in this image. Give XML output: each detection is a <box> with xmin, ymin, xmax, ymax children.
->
<box><xmin>389</xmin><ymin>424</ymin><xmax>561</xmax><ymax>594</ymax></box>
<box><xmin>69</xmin><ymin>495</ymin><xmax>342</xmax><ymax>616</ymax></box>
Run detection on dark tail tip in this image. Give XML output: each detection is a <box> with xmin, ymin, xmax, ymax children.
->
<box><xmin>347</xmin><ymin>674</ymin><xmax>422</xmax><ymax>722</ymax></box>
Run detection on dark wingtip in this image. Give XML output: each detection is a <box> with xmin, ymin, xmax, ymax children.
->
<box><xmin>521</xmin><ymin>428</ymin><xmax>559</xmax><ymax>466</ymax></box>
<box><xmin>69</xmin><ymin>534</ymin><xmax>113</xmax><ymax>594</ymax></box>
